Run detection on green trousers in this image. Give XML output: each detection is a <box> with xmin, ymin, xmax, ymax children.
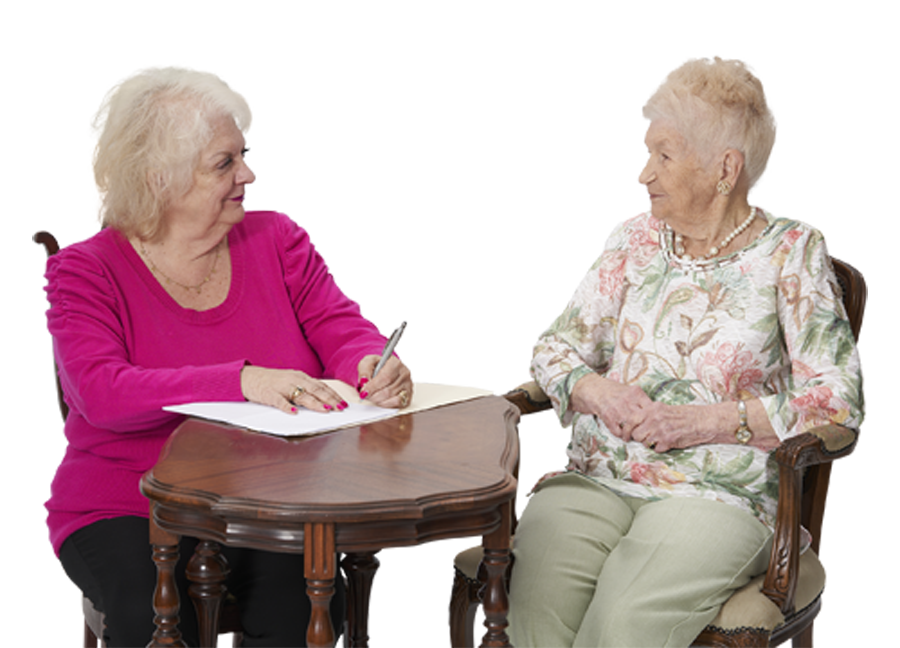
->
<box><xmin>507</xmin><ymin>472</ymin><xmax>772</xmax><ymax>648</ymax></box>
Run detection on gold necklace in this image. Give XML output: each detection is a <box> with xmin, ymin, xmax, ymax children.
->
<box><xmin>139</xmin><ymin>240</ymin><xmax>222</xmax><ymax>294</ymax></box>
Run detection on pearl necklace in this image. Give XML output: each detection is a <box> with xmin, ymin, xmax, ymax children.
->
<box><xmin>674</xmin><ymin>207</ymin><xmax>756</xmax><ymax>261</ymax></box>
<box><xmin>140</xmin><ymin>240</ymin><xmax>222</xmax><ymax>294</ymax></box>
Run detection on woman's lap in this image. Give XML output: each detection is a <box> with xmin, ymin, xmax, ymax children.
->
<box><xmin>59</xmin><ymin>516</ymin><xmax>344</xmax><ymax>647</ymax></box>
<box><xmin>508</xmin><ymin>473</ymin><xmax>772</xmax><ymax>648</ymax></box>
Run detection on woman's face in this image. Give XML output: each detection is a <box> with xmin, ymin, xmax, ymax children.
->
<box><xmin>163</xmin><ymin>115</ymin><xmax>256</xmax><ymax>239</ymax></box>
<box><xmin>638</xmin><ymin>120</ymin><xmax>717</xmax><ymax>227</ymax></box>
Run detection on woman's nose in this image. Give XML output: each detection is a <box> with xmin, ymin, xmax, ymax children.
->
<box><xmin>237</xmin><ymin>160</ymin><xmax>256</xmax><ymax>185</ymax></box>
<box><xmin>638</xmin><ymin>159</ymin><xmax>654</xmax><ymax>185</ymax></box>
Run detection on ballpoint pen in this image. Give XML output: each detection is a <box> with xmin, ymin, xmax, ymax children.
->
<box><xmin>372</xmin><ymin>321</ymin><xmax>406</xmax><ymax>378</ymax></box>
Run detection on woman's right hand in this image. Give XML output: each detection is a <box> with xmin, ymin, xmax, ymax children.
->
<box><xmin>570</xmin><ymin>372</ymin><xmax>653</xmax><ymax>441</ymax></box>
<box><xmin>240</xmin><ymin>366</ymin><xmax>349</xmax><ymax>414</ymax></box>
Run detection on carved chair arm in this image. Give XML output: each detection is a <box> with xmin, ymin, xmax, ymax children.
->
<box><xmin>503</xmin><ymin>381</ymin><xmax>552</xmax><ymax>415</ymax></box>
<box><xmin>506</xmin><ymin>382</ymin><xmax>553</xmax><ymax>442</ymax></box>
<box><xmin>762</xmin><ymin>424</ymin><xmax>858</xmax><ymax>614</ymax></box>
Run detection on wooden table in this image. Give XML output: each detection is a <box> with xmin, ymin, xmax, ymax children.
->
<box><xmin>140</xmin><ymin>396</ymin><xmax>519</xmax><ymax>648</ymax></box>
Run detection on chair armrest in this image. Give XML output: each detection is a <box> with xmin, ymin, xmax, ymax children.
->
<box><xmin>504</xmin><ymin>382</ymin><xmax>553</xmax><ymax>446</ymax></box>
<box><xmin>774</xmin><ymin>423</ymin><xmax>858</xmax><ymax>469</ymax></box>
<box><xmin>505</xmin><ymin>383</ymin><xmax>553</xmax><ymax>416</ymax></box>
<box><xmin>762</xmin><ymin>424</ymin><xmax>858</xmax><ymax>613</ymax></box>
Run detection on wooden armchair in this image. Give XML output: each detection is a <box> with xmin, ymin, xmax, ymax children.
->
<box><xmin>450</xmin><ymin>257</ymin><xmax>865</xmax><ymax>648</ymax></box>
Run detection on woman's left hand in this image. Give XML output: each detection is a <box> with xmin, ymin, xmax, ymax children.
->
<box><xmin>357</xmin><ymin>355</ymin><xmax>413</xmax><ymax>409</ymax></box>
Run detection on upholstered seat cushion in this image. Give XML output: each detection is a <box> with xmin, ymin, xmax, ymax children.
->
<box><xmin>707</xmin><ymin>549</ymin><xmax>825</xmax><ymax>632</ymax></box>
<box><xmin>83</xmin><ymin>595</ymin><xmax>104</xmax><ymax>643</ymax></box>
<box><xmin>453</xmin><ymin>545</ymin><xmax>825</xmax><ymax>634</ymax></box>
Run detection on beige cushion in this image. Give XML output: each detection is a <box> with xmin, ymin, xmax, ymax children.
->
<box><xmin>81</xmin><ymin>595</ymin><xmax>106</xmax><ymax>648</ymax></box>
<box><xmin>454</xmin><ymin>545</ymin><xmax>826</xmax><ymax>633</ymax></box>
<box><xmin>455</xmin><ymin>545</ymin><xmax>485</xmax><ymax>580</ymax></box>
<box><xmin>709</xmin><ymin>550</ymin><xmax>825</xmax><ymax>632</ymax></box>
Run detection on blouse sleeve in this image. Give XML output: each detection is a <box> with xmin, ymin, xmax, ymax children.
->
<box><xmin>45</xmin><ymin>246</ymin><xmax>246</xmax><ymax>433</ymax></box>
<box><xmin>530</xmin><ymin>221</ymin><xmax>630</xmax><ymax>424</ymax></box>
<box><xmin>278</xmin><ymin>215</ymin><xmax>387</xmax><ymax>386</ymax></box>
<box><xmin>762</xmin><ymin>228</ymin><xmax>864</xmax><ymax>439</ymax></box>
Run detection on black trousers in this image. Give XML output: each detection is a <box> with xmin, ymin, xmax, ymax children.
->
<box><xmin>59</xmin><ymin>516</ymin><xmax>345</xmax><ymax>647</ymax></box>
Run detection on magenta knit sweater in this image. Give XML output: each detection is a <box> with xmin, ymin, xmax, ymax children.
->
<box><xmin>44</xmin><ymin>211</ymin><xmax>388</xmax><ymax>555</ymax></box>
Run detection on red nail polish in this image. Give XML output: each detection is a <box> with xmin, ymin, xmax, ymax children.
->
<box><xmin>359</xmin><ymin>392</ymin><xmax>368</xmax><ymax>400</ymax></box>
<box><xmin>290</xmin><ymin>407</ymin><xmax>298</xmax><ymax>413</ymax></box>
<box><xmin>324</xmin><ymin>404</ymin><xmax>333</xmax><ymax>411</ymax></box>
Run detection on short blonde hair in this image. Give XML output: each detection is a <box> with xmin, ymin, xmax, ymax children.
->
<box><xmin>643</xmin><ymin>58</ymin><xmax>775</xmax><ymax>189</ymax></box>
<box><xmin>93</xmin><ymin>67</ymin><xmax>252</xmax><ymax>239</ymax></box>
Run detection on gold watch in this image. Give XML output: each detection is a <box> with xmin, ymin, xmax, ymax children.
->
<box><xmin>735</xmin><ymin>400</ymin><xmax>752</xmax><ymax>444</ymax></box>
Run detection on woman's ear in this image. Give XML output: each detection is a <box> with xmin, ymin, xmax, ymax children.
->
<box><xmin>720</xmin><ymin>148</ymin><xmax>745</xmax><ymax>189</ymax></box>
<box><xmin>146</xmin><ymin>170</ymin><xmax>166</xmax><ymax>198</ymax></box>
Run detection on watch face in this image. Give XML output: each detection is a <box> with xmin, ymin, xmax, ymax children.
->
<box><xmin>735</xmin><ymin>428</ymin><xmax>752</xmax><ymax>444</ymax></box>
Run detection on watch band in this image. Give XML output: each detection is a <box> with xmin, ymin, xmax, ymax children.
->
<box><xmin>735</xmin><ymin>399</ymin><xmax>752</xmax><ymax>444</ymax></box>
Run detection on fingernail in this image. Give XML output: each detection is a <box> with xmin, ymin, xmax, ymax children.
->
<box><xmin>290</xmin><ymin>407</ymin><xmax>298</xmax><ymax>413</ymax></box>
<box><xmin>359</xmin><ymin>392</ymin><xmax>368</xmax><ymax>400</ymax></box>
<box><xmin>358</xmin><ymin>377</ymin><xmax>369</xmax><ymax>390</ymax></box>
<box><xmin>323</xmin><ymin>404</ymin><xmax>333</xmax><ymax>411</ymax></box>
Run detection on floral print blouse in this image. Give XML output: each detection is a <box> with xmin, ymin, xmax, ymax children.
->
<box><xmin>531</xmin><ymin>210</ymin><xmax>863</xmax><ymax>528</ymax></box>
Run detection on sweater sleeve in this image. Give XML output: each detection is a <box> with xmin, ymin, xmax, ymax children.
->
<box><xmin>761</xmin><ymin>228</ymin><xmax>864</xmax><ymax>439</ymax></box>
<box><xmin>278</xmin><ymin>215</ymin><xmax>388</xmax><ymax>386</ymax></box>
<box><xmin>45</xmin><ymin>244</ymin><xmax>246</xmax><ymax>433</ymax></box>
<box><xmin>530</xmin><ymin>220</ymin><xmax>630</xmax><ymax>424</ymax></box>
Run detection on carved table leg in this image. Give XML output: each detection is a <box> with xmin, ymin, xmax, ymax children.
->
<box><xmin>187</xmin><ymin>540</ymin><xmax>230</xmax><ymax>647</ymax></box>
<box><xmin>305</xmin><ymin>522</ymin><xmax>337</xmax><ymax>648</ymax></box>
<box><xmin>341</xmin><ymin>552</ymin><xmax>380</xmax><ymax>647</ymax></box>
<box><xmin>480</xmin><ymin>500</ymin><xmax>512</xmax><ymax>648</ymax></box>
<box><xmin>148</xmin><ymin>517</ymin><xmax>186</xmax><ymax>648</ymax></box>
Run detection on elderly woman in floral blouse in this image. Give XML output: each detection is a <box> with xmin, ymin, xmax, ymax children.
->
<box><xmin>507</xmin><ymin>58</ymin><xmax>863</xmax><ymax>648</ymax></box>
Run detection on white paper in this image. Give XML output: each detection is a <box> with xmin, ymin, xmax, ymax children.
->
<box><xmin>164</xmin><ymin>381</ymin><xmax>492</xmax><ymax>437</ymax></box>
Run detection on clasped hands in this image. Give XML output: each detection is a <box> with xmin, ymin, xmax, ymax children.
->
<box><xmin>571</xmin><ymin>373</ymin><xmax>729</xmax><ymax>452</ymax></box>
<box><xmin>240</xmin><ymin>355</ymin><xmax>413</xmax><ymax>415</ymax></box>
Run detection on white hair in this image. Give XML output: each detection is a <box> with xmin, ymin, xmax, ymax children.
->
<box><xmin>643</xmin><ymin>57</ymin><xmax>776</xmax><ymax>189</ymax></box>
<box><xmin>93</xmin><ymin>67</ymin><xmax>252</xmax><ymax>239</ymax></box>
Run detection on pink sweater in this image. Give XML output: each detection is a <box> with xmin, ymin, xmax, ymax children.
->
<box><xmin>44</xmin><ymin>211</ymin><xmax>389</xmax><ymax>555</ymax></box>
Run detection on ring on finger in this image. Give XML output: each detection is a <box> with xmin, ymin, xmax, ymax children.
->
<box><xmin>290</xmin><ymin>386</ymin><xmax>305</xmax><ymax>403</ymax></box>
<box><xmin>399</xmin><ymin>389</ymin><xmax>409</xmax><ymax>408</ymax></box>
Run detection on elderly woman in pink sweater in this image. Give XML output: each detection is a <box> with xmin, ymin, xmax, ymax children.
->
<box><xmin>44</xmin><ymin>68</ymin><xmax>412</xmax><ymax>647</ymax></box>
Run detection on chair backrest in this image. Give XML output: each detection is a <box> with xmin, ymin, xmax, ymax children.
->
<box><xmin>34</xmin><ymin>232</ymin><xmax>69</xmax><ymax>420</ymax></box>
<box><xmin>830</xmin><ymin>258</ymin><xmax>866</xmax><ymax>341</ymax></box>
<box><xmin>34</xmin><ymin>231</ymin><xmax>60</xmax><ymax>256</ymax></box>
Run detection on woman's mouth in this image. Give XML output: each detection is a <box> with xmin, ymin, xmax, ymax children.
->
<box><xmin>230</xmin><ymin>195</ymin><xmax>245</xmax><ymax>203</ymax></box>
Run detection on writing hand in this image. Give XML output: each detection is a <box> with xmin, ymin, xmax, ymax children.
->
<box><xmin>357</xmin><ymin>355</ymin><xmax>413</xmax><ymax>409</ymax></box>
